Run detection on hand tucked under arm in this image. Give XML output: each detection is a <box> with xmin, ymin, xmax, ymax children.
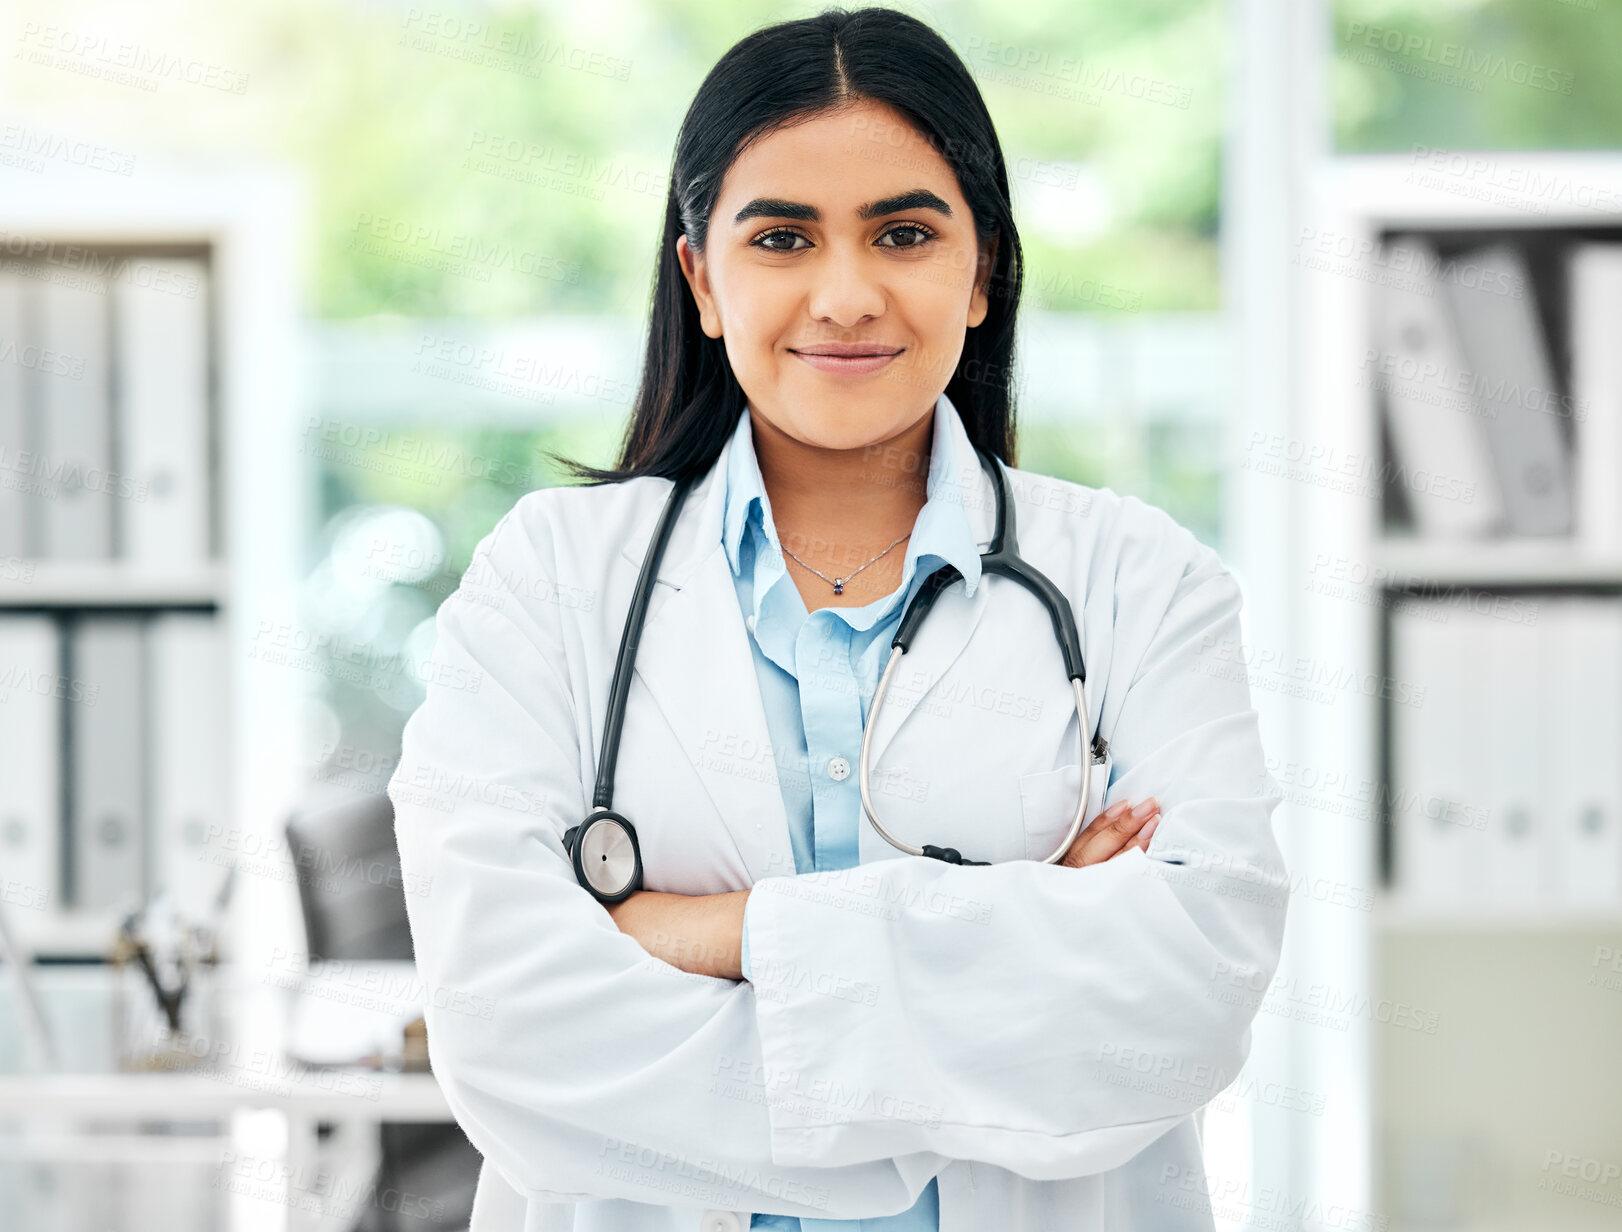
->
<box><xmin>608</xmin><ymin>888</ymin><xmax>751</xmax><ymax>981</ymax></box>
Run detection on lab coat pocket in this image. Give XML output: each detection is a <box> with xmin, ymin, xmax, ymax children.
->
<box><xmin>1018</xmin><ymin>752</ymin><xmax>1112</xmax><ymax>863</ymax></box>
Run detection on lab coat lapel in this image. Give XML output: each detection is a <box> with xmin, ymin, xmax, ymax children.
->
<box><xmin>633</xmin><ymin>546</ymin><xmax>796</xmax><ymax>884</ymax></box>
<box><xmin>862</xmin><ymin>403</ymin><xmax>999</xmax><ymax>768</ymax></box>
<box><xmin>861</xmin><ymin>563</ymin><xmax>993</xmax><ymax>768</ymax></box>
<box><xmin>616</xmin><ymin>444</ymin><xmax>794</xmax><ymax>886</ymax></box>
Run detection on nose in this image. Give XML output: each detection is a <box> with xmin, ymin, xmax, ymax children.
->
<box><xmin>804</xmin><ymin>240</ymin><xmax>887</xmax><ymax>331</ymax></box>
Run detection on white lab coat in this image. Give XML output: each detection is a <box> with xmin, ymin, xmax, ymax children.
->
<box><xmin>388</xmin><ymin>399</ymin><xmax>1289</xmax><ymax>1232</ymax></box>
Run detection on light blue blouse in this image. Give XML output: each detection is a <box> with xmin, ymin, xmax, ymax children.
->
<box><xmin>723</xmin><ymin>398</ymin><xmax>984</xmax><ymax>1232</ymax></box>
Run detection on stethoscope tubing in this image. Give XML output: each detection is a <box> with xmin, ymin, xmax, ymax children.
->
<box><xmin>591</xmin><ymin>470</ymin><xmax>697</xmax><ymax>813</ymax></box>
<box><xmin>577</xmin><ymin>440</ymin><xmax>1105</xmax><ymax>885</ymax></box>
<box><xmin>858</xmin><ymin>654</ymin><xmax>1093</xmax><ymax>865</ymax></box>
<box><xmin>857</xmin><ymin>447</ymin><xmax>1105</xmax><ymax>866</ymax></box>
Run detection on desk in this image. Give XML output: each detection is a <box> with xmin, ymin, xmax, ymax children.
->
<box><xmin>0</xmin><ymin>962</ymin><xmax>459</xmax><ymax>1232</ymax></box>
<box><xmin>0</xmin><ymin>1069</ymin><xmax>450</xmax><ymax>1119</ymax></box>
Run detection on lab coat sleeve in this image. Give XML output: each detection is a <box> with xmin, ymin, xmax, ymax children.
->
<box><xmin>741</xmin><ymin>519</ymin><xmax>1290</xmax><ymax>1180</ymax></box>
<box><xmin>387</xmin><ymin>497</ymin><xmax>937</xmax><ymax>1219</ymax></box>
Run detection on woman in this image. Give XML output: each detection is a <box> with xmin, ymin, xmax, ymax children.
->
<box><xmin>390</xmin><ymin>8</ymin><xmax>1288</xmax><ymax>1232</ymax></box>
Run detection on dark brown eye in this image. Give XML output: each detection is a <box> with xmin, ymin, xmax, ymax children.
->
<box><xmin>878</xmin><ymin>224</ymin><xmax>936</xmax><ymax>249</ymax></box>
<box><xmin>752</xmin><ymin>228</ymin><xmax>809</xmax><ymax>252</ymax></box>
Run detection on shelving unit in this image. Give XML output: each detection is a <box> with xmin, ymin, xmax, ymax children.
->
<box><xmin>1297</xmin><ymin>152</ymin><xmax>1622</xmax><ymax>1232</ymax></box>
<box><xmin>0</xmin><ymin>564</ymin><xmax>228</xmax><ymax>609</ymax></box>
<box><xmin>0</xmin><ymin>166</ymin><xmax>313</xmax><ymax>1232</ymax></box>
<box><xmin>1373</xmin><ymin>540</ymin><xmax>1622</xmax><ymax>588</ymax></box>
<box><xmin>0</xmin><ymin>168</ymin><xmax>307</xmax><ymax>971</ymax></box>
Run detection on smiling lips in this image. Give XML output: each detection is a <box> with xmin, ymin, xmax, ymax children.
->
<box><xmin>789</xmin><ymin>342</ymin><xmax>905</xmax><ymax>375</ymax></box>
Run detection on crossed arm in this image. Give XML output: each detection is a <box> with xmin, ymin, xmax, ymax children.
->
<box><xmin>607</xmin><ymin>798</ymin><xmax>1163</xmax><ymax>981</ymax></box>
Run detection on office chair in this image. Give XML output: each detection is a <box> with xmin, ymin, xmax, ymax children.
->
<box><xmin>286</xmin><ymin>787</ymin><xmax>416</xmax><ymax>963</ymax></box>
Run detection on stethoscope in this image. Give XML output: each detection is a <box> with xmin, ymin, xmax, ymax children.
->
<box><xmin>563</xmin><ymin>445</ymin><xmax>1108</xmax><ymax>904</ymax></box>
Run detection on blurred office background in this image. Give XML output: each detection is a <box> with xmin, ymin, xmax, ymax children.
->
<box><xmin>2</xmin><ymin>0</ymin><xmax>1621</xmax><ymax>1228</ymax></box>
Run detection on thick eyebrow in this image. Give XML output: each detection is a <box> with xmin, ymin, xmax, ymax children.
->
<box><xmin>731</xmin><ymin>189</ymin><xmax>953</xmax><ymax>227</ymax></box>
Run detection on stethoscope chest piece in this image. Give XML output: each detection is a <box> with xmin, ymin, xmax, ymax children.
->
<box><xmin>563</xmin><ymin>810</ymin><xmax>644</xmax><ymax>904</ymax></box>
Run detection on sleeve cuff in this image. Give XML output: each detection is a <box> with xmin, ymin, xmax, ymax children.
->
<box><xmin>740</xmin><ymin>890</ymin><xmax>755</xmax><ymax>980</ymax></box>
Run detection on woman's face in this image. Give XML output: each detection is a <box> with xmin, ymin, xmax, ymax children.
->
<box><xmin>677</xmin><ymin>98</ymin><xmax>994</xmax><ymax>454</ymax></box>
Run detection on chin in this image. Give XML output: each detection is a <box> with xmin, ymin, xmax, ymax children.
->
<box><xmin>782</xmin><ymin>416</ymin><xmax>906</xmax><ymax>455</ymax></box>
<box><xmin>767</xmin><ymin>390</ymin><xmax>916</xmax><ymax>450</ymax></box>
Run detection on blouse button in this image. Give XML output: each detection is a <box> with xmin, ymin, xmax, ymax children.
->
<box><xmin>827</xmin><ymin>755</ymin><xmax>851</xmax><ymax>782</ymax></box>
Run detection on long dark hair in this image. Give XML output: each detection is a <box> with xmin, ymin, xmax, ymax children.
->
<box><xmin>554</xmin><ymin>5</ymin><xmax>1024</xmax><ymax>486</ymax></box>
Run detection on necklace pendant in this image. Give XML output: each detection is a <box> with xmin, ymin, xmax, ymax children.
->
<box><xmin>833</xmin><ymin>580</ymin><xmax>845</xmax><ymax>595</ymax></box>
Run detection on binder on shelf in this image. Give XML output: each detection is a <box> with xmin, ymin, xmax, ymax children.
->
<box><xmin>37</xmin><ymin>272</ymin><xmax>114</xmax><ymax>560</ymax></box>
<box><xmin>1538</xmin><ymin>596</ymin><xmax>1622</xmax><ymax>908</ymax></box>
<box><xmin>1481</xmin><ymin>611</ymin><xmax>1542</xmax><ymax>910</ymax></box>
<box><xmin>114</xmin><ymin>257</ymin><xmax>212</xmax><ymax>565</ymax></box>
<box><xmin>0</xmin><ymin>271</ymin><xmax>27</xmax><ymax>559</ymax></box>
<box><xmin>1569</xmin><ymin>243</ymin><xmax>1622</xmax><ymax>557</ymax></box>
<box><xmin>1375</xmin><ymin>236</ymin><xmax>1505</xmax><ymax>538</ymax></box>
<box><xmin>0</xmin><ymin>615</ymin><xmax>62</xmax><ymax>912</ymax></box>
<box><xmin>1391</xmin><ymin>598</ymin><xmax>1488</xmax><ymax>908</ymax></box>
<box><xmin>1443</xmin><ymin>243</ymin><xmax>1574</xmax><ymax>538</ymax></box>
<box><xmin>148</xmin><ymin>610</ymin><xmax>230</xmax><ymax>916</ymax></box>
<box><xmin>67</xmin><ymin>613</ymin><xmax>145</xmax><ymax>912</ymax></box>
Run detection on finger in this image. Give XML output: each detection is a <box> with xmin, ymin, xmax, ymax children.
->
<box><xmin>1063</xmin><ymin>799</ymin><xmax>1159</xmax><ymax>867</ymax></box>
<box><xmin>1128</xmin><ymin>812</ymin><xmax>1162</xmax><ymax>853</ymax></box>
<box><xmin>1076</xmin><ymin>797</ymin><xmax>1138</xmax><ymax>840</ymax></box>
<box><xmin>1058</xmin><ymin>799</ymin><xmax>1137</xmax><ymax>867</ymax></box>
<box><xmin>1066</xmin><ymin>800</ymin><xmax>1153</xmax><ymax>862</ymax></box>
